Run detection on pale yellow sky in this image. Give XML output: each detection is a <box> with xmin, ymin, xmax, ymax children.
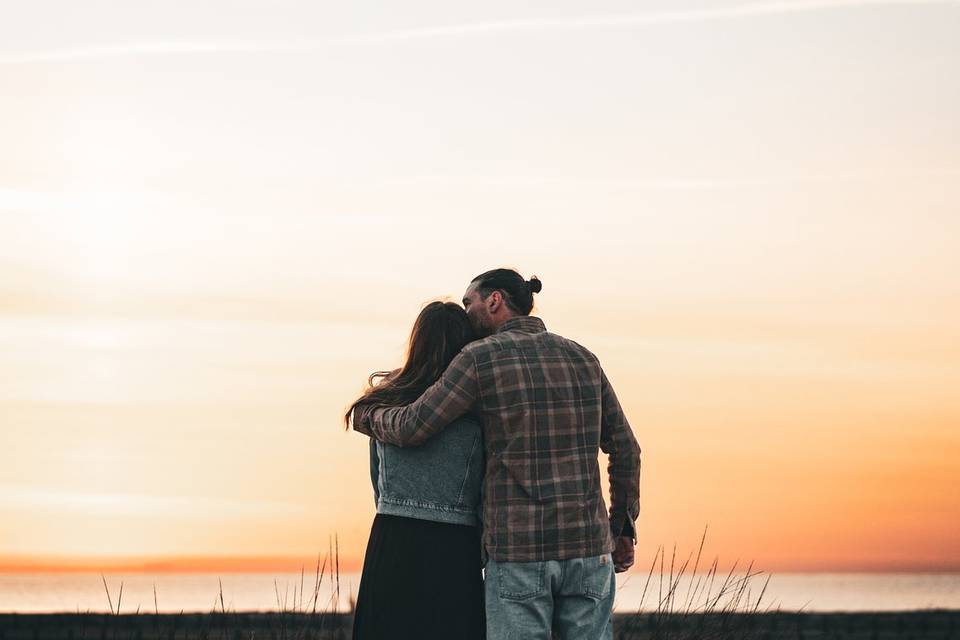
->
<box><xmin>1</xmin><ymin>0</ymin><xmax>959</xmax><ymax>572</ymax></box>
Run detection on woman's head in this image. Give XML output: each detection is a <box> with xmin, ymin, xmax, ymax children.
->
<box><xmin>344</xmin><ymin>301</ymin><xmax>476</xmax><ymax>428</ymax></box>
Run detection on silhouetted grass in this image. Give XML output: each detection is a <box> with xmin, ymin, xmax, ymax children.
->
<box><xmin>615</xmin><ymin>526</ymin><xmax>780</xmax><ymax>639</ymax></box>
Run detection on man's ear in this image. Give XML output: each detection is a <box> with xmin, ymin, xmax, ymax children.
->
<box><xmin>487</xmin><ymin>290</ymin><xmax>503</xmax><ymax>314</ymax></box>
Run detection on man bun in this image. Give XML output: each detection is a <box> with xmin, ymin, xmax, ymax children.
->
<box><xmin>471</xmin><ymin>268</ymin><xmax>540</xmax><ymax>315</ymax></box>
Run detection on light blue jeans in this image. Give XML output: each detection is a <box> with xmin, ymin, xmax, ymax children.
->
<box><xmin>485</xmin><ymin>554</ymin><xmax>615</xmax><ymax>640</ymax></box>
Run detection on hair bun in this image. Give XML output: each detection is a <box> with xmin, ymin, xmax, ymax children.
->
<box><xmin>528</xmin><ymin>276</ymin><xmax>542</xmax><ymax>294</ymax></box>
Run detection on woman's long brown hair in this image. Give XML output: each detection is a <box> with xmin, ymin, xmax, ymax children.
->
<box><xmin>344</xmin><ymin>301</ymin><xmax>476</xmax><ymax>428</ymax></box>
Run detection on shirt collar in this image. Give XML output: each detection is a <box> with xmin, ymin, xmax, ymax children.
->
<box><xmin>495</xmin><ymin>316</ymin><xmax>547</xmax><ymax>335</ymax></box>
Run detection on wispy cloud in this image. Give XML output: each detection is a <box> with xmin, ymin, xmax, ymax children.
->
<box><xmin>0</xmin><ymin>486</ymin><xmax>305</xmax><ymax>518</ymax></box>
<box><xmin>368</xmin><ymin>166</ymin><xmax>960</xmax><ymax>191</ymax></box>
<box><xmin>0</xmin><ymin>187</ymin><xmax>393</xmax><ymax>227</ymax></box>
<box><xmin>4</xmin><ymin>165</ymin><xmax>959</xmax><ymax>215</ymax></box>
<box><xmin>1</xmin><ymin>0</ymin><xmax>957</xmax><ymax>64</ymax></box>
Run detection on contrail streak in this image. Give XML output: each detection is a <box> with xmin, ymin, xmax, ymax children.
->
<box><xmin>0</xmin><ymin>0</ymin><xmax>957</xmax><ymax>64</ymax></box>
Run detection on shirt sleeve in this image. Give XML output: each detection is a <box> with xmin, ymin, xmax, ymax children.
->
<box><xmin>352</xmin><ymin>349</ymin><xmax>480</xmax><ymax>447</ymax></box>
<box><xmin>598</xmin><ymin>367</ymin><xmax>642</xmax><ymax>541</ymax></box>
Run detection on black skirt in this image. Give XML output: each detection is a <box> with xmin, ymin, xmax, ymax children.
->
<box><xmin>351</xmin><ymin>513</ymin><xmax>485</xmax><ymax>640</ymax></box>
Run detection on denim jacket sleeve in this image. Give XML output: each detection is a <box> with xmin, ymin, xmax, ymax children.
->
<box><xmin>369</xmin><ymin>438</ymin><xmax>380</xmax><ymax>507</ymax></box>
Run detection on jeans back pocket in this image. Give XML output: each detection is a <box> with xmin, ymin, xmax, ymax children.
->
<box><xmin>581</xmin><ymin>554</ymin><xmax>613</xmax><ymax>600</ymax></box>
<box><xmin>497</xmin><ymin>561</ymin><xmax>546</xmax><ymax>601</ymax></box>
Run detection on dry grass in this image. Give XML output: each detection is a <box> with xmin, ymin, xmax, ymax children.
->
<box><xmin>68</xmin><ymin>535</ymin><xmax>351</xmax><ymax>640</ymax></box>
<box><xmin>616</xmin><ymin>526</ymin><xmax>776</xmax><ymax>639</ymax></box>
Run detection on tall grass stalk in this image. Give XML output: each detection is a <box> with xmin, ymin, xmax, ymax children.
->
<box><xmin>619</xmin><ymin>528</ymin><xmax>773</xmax><ymax>640</ymax></box>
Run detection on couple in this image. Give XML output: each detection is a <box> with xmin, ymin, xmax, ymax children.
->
<box><xmin>346</xmin><ymin>268</ymin><xmax>642</xmax><ymax>640</ymax></box>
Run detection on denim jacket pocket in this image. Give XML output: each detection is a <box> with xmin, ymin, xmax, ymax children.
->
<box><xmin>497</xmin><ymin>561</ymin><xmax>546</xmax><ymax>601</ymax></box>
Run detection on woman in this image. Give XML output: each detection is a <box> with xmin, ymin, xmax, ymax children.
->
<box><xmin>345</xmin><ymin>301</ymin><xmax>485</xmax><ymax>640</ymax></box>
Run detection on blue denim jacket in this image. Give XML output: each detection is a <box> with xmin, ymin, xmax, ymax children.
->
<box><xmin>369</xmin><ymin>415</ymin><xmax>484</xmax><ymax>526</ymax></box>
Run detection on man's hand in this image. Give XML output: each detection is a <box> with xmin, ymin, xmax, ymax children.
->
<box><xmin>612</xmin><ymin>536</ymin><xmax>635</xmax><ymax>573</ymax></box>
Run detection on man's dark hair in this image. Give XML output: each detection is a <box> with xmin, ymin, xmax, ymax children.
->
<box><xmin>471</xmin><ymin>268</ymin><xmax>542</xmax><ymax>316</ymax></box>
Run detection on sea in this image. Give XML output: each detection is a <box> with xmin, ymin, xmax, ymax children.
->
<box><xmin>1</xmin><ymin>573</ymin><xmax>959</xmax><ymax>614</ymax></box>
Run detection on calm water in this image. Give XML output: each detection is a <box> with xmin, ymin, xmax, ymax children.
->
<box><xmin>1</xmin><ymin>573</ymin><xmax>958</xmax><ymax>614</ymax></box>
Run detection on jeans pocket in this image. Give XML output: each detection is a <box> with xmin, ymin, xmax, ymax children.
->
<box><xmin>581</xmin><ymin>554</ymin><xmax>613</xmax><ymax>600</ymax></box>
<box><xmin>497</xmin><ymin>561</ymin><xmax>546</xmax><ymax>601</ymax></box>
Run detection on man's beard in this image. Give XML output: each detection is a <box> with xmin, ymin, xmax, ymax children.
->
<box><xmin>472</xmin><ymin>317</ymin><xmax>493</xmax><ymax>337</ymax></box>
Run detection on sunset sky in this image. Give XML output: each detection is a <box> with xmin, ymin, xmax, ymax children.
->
<box><xmin>2</xmin><ymin>0</ymin><xmax>959</xmax><ymax>575</ymax></box>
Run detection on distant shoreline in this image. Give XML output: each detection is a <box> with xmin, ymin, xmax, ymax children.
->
<box><xmin>2</xmin><ymin>611</ymin><xmax>959</xmax><ymax>639</ymax></box>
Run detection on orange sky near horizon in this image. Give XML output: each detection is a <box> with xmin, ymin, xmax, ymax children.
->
<box><xmin>2</xmin><ymin>0</ymin><xmax>960</xmax><ymax>576</ymax></box>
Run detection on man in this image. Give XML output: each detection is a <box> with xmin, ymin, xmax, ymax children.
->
<box><xmin>353</xmin><ymin>268</ymin><xmax>641</xmax><ymax>639</ymax></box>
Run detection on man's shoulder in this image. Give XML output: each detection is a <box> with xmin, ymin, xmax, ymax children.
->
<box><xmin>463</xmin><ymin>328</ymin><xmax>534</xmax><ymax>354</ymax></box>
<box><xmin>460</xmin><ymin>334</ymin><xmax>506</xmax><ymax>359</ymax></box>
<box><xmin>463</xmin><ymin>328</ymin><xmax>599</xmax><ymax>363</ymax></box>
<box><xmin>556</xmin><ymin>334</ymin><xmax>599</xmax><ymax>361</ymax></box>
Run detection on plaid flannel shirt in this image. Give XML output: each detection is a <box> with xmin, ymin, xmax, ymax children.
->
<box><xmin>353</xmin><ymin>316</ymin><xmax>641</xmax><ymax>563</ymax></box>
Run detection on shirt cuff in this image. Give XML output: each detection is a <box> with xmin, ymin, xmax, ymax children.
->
<box><xmin>352</xmin><ymin>404</ymin><xmax>373</xmax><ymax>436</ymax></box>
<box><xmin>610</xmin><ymin>499</ymin><xmax>640</xmax><ymax>541</ymax></box>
